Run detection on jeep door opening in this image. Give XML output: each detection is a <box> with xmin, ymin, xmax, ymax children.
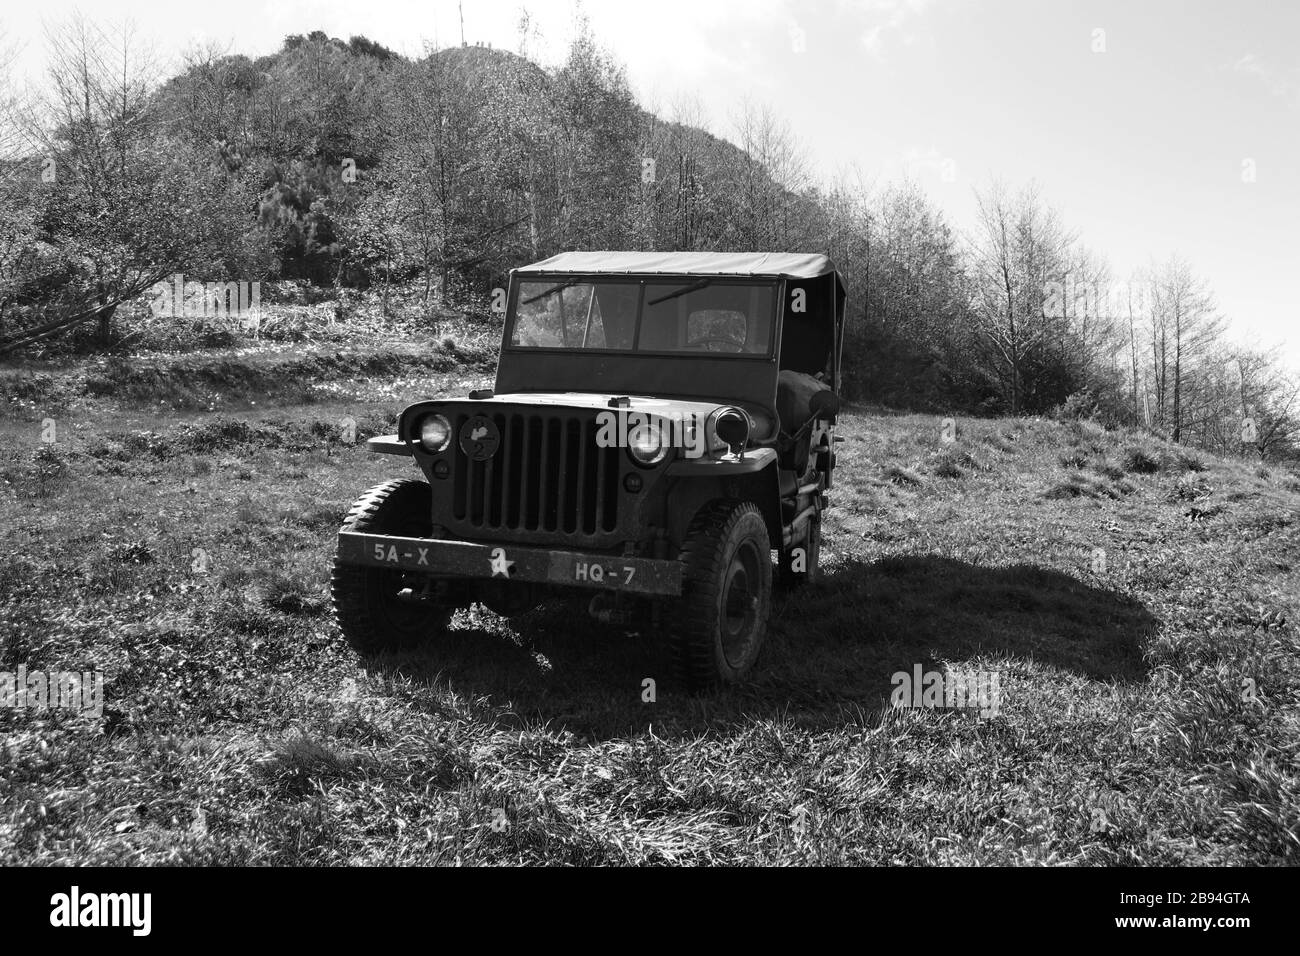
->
<box><xmin>332</xmin><ymin>251</ymin><xmax>846</xmax><ymax>688</ymax></box>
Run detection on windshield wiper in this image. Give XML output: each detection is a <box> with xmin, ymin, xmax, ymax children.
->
<box><xmin>647</xmin><ymin>278</ymin><xmax>712</xmax><ymax>306</ymax></box>
<box><xmin>522</xmin><ymin>278</ymin><xmax>585</xmax><ymax>305</ymax></box>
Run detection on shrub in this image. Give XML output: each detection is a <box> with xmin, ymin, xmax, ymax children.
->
<box><xmin>984</xmin><ymin>433</ymin><xmax>1017</xmax><ymax>453</ymax></box>
<box><xmin>1122</xmin><ymin>448</ymin><xmax>1160</xmax><ymax>474</ymax></box>
<box><xmin>884</xmin><ymin>465</ymin><xmax>924</xmax><ymax>486</ymax></box>
<box><xmin>107</xmin><ymin>541</ymin><xmax>155</xmax><ymax>565</ymax></box>
<box><xmin>1044</xmin><ymin>480</ymin><xmax>1084</xmax><ymax>499</ymax></box>
<box><xmin>1051</xmin><ymin>391</ymin><xmax>1097</xmax><ymax>422</ymax></box>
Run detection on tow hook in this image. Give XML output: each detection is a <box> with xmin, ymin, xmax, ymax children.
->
<box><xmin>588</xmin><ymin>594</ymin><xmax>632</xmax><ymax>624</ymax></box>
<box><xmin>397</xmin><ymin>578</ymin><xmax>434</xmax><ymax>603</ymax></box>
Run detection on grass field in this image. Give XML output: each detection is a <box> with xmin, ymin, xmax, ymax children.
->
<box><xmin>1</xmin><ymin>331</ymin><xmax>1297</xmax><ymax>865</ymax></box>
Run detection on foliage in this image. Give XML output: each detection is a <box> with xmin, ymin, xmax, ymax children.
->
<box><xmin>1</xmin><ymin>18</ymin><xmax>1295</xmax><ymax>464</ymax></box>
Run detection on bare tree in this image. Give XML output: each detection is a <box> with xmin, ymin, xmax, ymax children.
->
<box><xmin>1125</xmin><ymin>275</ymin><xmax>1145</xmax><ymax>424</ymax></box>
<box><xmin>1146</xmin><ymin>255</ymin><xmax>1224</xmax><ymax>442</ymax></box>
<box><xmin>1228</xmin><ymin>345</ymin><xmax>1299</xmax><ymax>459</ymax></box>
<box><xmin>969</xmin><ymin>181</ymin><xmax>1070</xmax><ymax>413</ymax></box>
<box><xmin>729</xmin><ymin>100</ymin><xmax>812</xmax><ymax>250</ymax></box>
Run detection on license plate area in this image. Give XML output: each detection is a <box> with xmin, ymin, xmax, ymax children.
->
<box><xmin>337</xmin><ymin>532</ymin><xmax>682</xmax><ymax>596</ymax></box>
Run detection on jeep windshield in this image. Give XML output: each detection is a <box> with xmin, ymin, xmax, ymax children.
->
<box><xmin>509</xmin><ymin>278</ymin><xmax>776</xmax><ymax>356</ymax></box>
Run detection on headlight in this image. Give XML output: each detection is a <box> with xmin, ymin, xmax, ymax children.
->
<box><xmin>711</xmin><ymin>407</ymin><xmax>750</xmax><ymax>454</ymax></box>
<box><xmin>418</xmin><ymin>414</ymin><xmax>452</xmax><ymax>452</ymax></box>
<box><xmin>627</xmin><ymin>420</ymin><xmax>669</xmax><ymax>467</ymax></box>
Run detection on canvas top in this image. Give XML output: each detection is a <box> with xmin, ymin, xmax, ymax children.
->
<box><xmin>514</xmin><ymin>251</ymin><xmax>837</xmax><ymax>280</ymax></box>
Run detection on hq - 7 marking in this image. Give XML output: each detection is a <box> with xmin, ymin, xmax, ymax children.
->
<box><xmin>373</xmin><ymin>543</ymin><xmax>429</xmax><ymax>565</ymax></box>
<box><xmin>574</xmin><ymin>561</ymin><xmax>636</xmax><ymax>585</ymax></box>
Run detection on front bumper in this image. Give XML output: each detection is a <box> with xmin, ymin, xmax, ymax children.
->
<box><xmin>336</xmin><ymin>532</ymin><xmax>683</xmax><ymax>596</ymax></box>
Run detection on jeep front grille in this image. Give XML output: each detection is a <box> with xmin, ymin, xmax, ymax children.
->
<box><xmin>450</xmin><ymin>411</ymin><xmax>621</xmax><ymax>538</ymax></box>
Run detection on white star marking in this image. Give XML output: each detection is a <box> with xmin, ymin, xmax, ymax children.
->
<box><xmin>489</xmin><ymin>548</ymin><xmax>514</xmax><ymax>578</ymax></box>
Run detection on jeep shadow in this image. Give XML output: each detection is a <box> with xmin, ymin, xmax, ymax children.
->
<box><xmin>361</xmin><ymin>554</ymin><xmax>1159</xmax><ymax>739</ymax></box>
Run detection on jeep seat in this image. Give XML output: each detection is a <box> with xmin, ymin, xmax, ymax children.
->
<box><xmin>776</xmin><ymin>369</ymin><xmax>833</xmax><ymax>434</ymax></box>
<box><xmin>778</xmin><ymin>369</ymin><xmax>837</xmax><ymax>474</ymax></box>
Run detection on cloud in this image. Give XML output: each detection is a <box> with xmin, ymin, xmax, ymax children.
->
<box><xmin>855</xmin><ymin>0</ymin><xmax>935</xmax><ymax>58</ymax></box>
<box><xmin>1227</xmin><ymin>53</ymin><xmax>1299</xmax><ymax>102</ymax></box>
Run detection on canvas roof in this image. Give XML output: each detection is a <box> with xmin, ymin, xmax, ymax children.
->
<box><xmin>514</xmin><ymin>251</ymin><xmax>837</xmax><ymax>280</ymax></box>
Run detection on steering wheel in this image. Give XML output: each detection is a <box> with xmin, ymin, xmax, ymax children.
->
<box><xmin>686</xmin><ymin>335</ymin><xmax>745</xmax><ymax>353</ymax></box>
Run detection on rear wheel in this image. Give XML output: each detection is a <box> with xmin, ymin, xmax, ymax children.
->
<box><xmin>670</xmin><ymin>501</ymin><xmax>772</xmax><ymax>690</ymax></box>
<box><xmin>331</xmin><ymin>479</ymin><xmax>453</xmax><ymax>656</ymax></box>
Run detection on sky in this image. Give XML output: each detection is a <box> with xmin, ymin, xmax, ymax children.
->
<box><xmin>4</xmin><ymin>0</ymin><xmax>1298</xmax><ymax>370</ymax></box>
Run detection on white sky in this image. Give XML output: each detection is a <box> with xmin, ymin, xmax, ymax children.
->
<box><xmin>4</xmin><ymin>0</ymin><xmax>1298</xmax><ymax>370</ymax></box>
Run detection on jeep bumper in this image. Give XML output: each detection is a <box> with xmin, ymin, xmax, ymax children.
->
<box><xmin>336</xmin><ymin>532</ymin><xmax>683</xmax><ymax>596</ymax></box>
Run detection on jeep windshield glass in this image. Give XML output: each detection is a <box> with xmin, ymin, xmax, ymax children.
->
<box><xmin>521</xmin><ymin>277</ymin><xmax>585</xmax><ymax>305</ymax></box>
<box><xmin>509</xmin><ymin>279</ymin><xmax>775</xmax><ymax>355</ymax></box>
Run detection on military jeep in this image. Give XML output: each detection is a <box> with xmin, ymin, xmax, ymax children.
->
<box><xmin>332</xmin><ymin>252</ymin><xmax>845</xmax><ymax>688</ymax></box>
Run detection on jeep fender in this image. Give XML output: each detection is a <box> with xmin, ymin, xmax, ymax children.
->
<box><xmin>664</xmin><ymin>448</ymin><xmax>783</xmax><ymax>548</ymax></box>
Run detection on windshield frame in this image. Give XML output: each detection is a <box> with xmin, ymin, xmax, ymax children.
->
<box><xmin>503</xmin><ymin>273</ymin><xmax>781</xmax><ymax>361</ymax></box>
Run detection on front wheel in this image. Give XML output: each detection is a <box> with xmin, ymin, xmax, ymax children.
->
<box><xmin>331</xmin><ymin>479</ymin><xmax>453</xmax><ymax>657</ymax></box>
<box><xmin>670</xmin><ymin>501</ymin><xmax>772</xmax><ymax>690</ymax></box>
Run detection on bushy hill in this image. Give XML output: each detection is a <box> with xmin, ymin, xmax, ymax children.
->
<box><xmin>6</xmin><ymin>25</ymin><xmax>1296</xmax><ymax>463</ymax></box>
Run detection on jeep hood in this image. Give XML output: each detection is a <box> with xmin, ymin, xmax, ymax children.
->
<box><xmin>434</xmin><ymin>392</ymin><xmax>777</xmax><ymax>442</ymax></box>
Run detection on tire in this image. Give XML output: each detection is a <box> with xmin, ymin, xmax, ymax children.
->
<box><xmin>778</xmin><ymin>511</ymin><xmax>822</xmax><ymax>588</ymax></box>
<box><xmin>670</xmin><ymin>501</ymin><xmax>772</xmax><ymax>690</ymax></box>
<box><xmin>331</xmin><ymin>478</ymin><xmax>453</xmax><ymax>657</ymax></box>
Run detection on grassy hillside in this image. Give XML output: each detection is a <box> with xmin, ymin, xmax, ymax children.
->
<box><xmin>1</xmin><ymin>333</ymin><xmax>1297</xmax><ymax>865</ymax></box>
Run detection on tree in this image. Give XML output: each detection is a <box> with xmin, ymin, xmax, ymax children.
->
<box><xmin>1145</xmin><ymin>255</ymin><xmax>1223</xmax><ymax>441</ymax></box>
<box><xmin>969</xmin><ymin>181</ymin><xmax>1071</xmax><ymax>413</ymax></box>
<box><xmin>844</xmin><ymin>179</ymin><xmax>972</xmax><ymax>407</ymax></box>
<box><xmin>0</xmin><ymin>30</ymin><xmax>42</xmax><ymax>341</ymax></box>
<box><xmin>726</xmin><ymin>101</ymin><xmax>813</xmax><ymax>251</ymax></box>
<box><xmin>23</xmin><ymin>16</ymin><xmax>249</xmax><ymax>345</ymax></box>
<box><xmin>550</xmin><ymin>23</ymin><xmax>642</xmax><ymax>251</ymax></box>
